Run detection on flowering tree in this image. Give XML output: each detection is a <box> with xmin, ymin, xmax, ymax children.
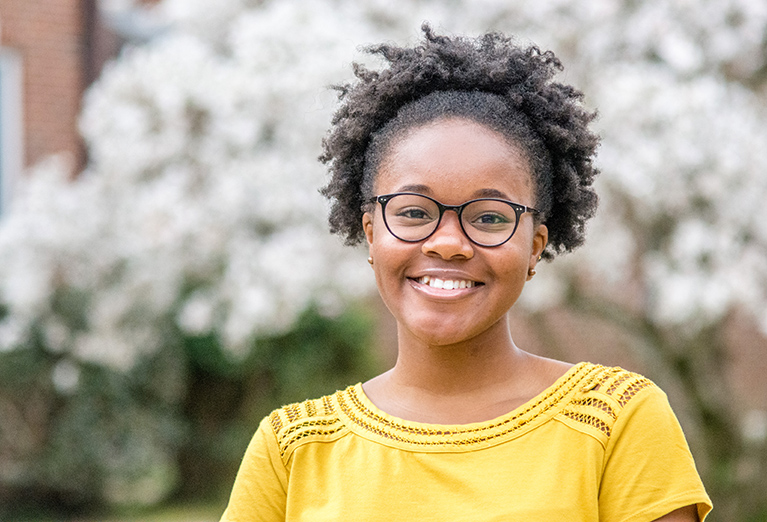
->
<box><xmin>0</xmin><ymin>0</ymin><xmax>382</xmax><ymax>508</ymax></box>
<box><xmin>500</xmin><ymin>4</ymin><xmax>767</xmax><ymax>518</ymax></box>
<box><xmin>0</xmin><ymin>0</ymin><xmax>765</xmax><ymax>516</ymax></box>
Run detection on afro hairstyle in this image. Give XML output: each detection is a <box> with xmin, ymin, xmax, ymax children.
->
<box><xmin>320</xmin><ymin>24</ymin><xmax>600</xmax><ymax>260</ymax></box>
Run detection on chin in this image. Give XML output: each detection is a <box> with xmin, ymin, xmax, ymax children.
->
<box><xmin>403</xmin><ymin>317</ymin><xmax>485</xmax><ymax>347</ymax></box>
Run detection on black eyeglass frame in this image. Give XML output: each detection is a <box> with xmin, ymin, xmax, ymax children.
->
<box><xmin>370</xmin><ymin>192</ymin><xmax>540</xmax><ymax>247</ymax></box>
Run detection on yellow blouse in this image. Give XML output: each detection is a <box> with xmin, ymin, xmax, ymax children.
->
<box><xmin>221</xmin><ymin>362</ymin><xmax>712</xmax><ymax>521</ymax></box>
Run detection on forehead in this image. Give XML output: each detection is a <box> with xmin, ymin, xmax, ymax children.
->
<box><xmin>375</xmin><ymin>118</ymin><xmax>534</xmax><ymax>202</ymax></box>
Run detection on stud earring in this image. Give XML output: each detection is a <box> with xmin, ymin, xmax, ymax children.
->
<box><xmin>528</xmin><ymin>268</ymin><xmax>536</xmax><ymax>277</ymax></box>
<box><xmin>368</xmin><ymin>257</ymin><xmax>374</xmax><ymax>265</ymax></box>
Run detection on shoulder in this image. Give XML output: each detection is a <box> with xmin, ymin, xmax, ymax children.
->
<box><xmin>585</xmin><ymin>364</ymin><xmax>658</xmax><ymax>406</ymax></box>
<box><xmin>572</xmin><ymin>365</ymin><xmax>713</xmax><ymax>520</ymax></box>
<box><xmin>556</xmin><ymin>363</ymin><xmax>661</xmax><ymax>446</ymax></box>
<box><xmin>266</xmin><ymin>388</ymin><xmax>351</xmax><ymax>463</ymax></box>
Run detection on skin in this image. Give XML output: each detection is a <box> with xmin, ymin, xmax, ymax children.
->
<box><xmin>655</xmin><ymin>505</ymin><xmax>699</xmax><ymax>522</ymax></box>
<box><xmin>360</xmin><ymin>117</ymin><xmax>698</xmax><ymax>522</ymax></box>
<box><xmin>362</xmin><ymin>118</ymin><xmax>557</xmax><ymax>424</ymax></box>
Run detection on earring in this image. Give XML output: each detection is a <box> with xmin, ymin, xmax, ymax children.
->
<box><xmin>528</xmin><ymin>255</ymin><xmax>542</xmax><ymax>277</ymax></box>
<box><xmin>368</xmin><ymin>257</ymin><xmax>374</xmax><ymax>265</ymax></box>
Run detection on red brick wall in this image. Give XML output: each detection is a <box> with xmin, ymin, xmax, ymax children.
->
<box><xmin>0</xmin><ymin>0</ymin><xmax>87</xmax><ymax>171</ymax></box>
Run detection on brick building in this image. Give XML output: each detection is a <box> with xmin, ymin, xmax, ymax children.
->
<box><xmin>0</xmin><ymin>0</ymin><xmax>152</xmax><ymax>214</ymax></box>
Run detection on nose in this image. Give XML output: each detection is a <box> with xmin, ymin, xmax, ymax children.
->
<box><xmin>421</xmin><ymin>210</ymin><xmax>474</xmax><ymax>260</ymax></box>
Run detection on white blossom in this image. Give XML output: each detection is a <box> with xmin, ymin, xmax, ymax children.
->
<box><xmin>51</xmin><ymin>359</ymin><xmax>81</xmax><ymax>395</ymax></box>
<box><xmin>1</xmin><ymin>0</ymin><xmax>766</xmax><ymax>373</ymax></box>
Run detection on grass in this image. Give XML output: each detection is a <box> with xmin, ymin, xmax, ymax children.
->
<box><xmin>5</xmin><ymin>501</ymin><xmax>225</xmax><ymax>522</ymax></box>
<box><xmin>93</xmin><ymin>503</ymin><xmax>223</xmax><ymax>522</ymax></box>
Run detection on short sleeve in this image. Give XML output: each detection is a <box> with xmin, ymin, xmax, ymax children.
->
<box><xmin>599</xmin><ymin>384</ymin><xmax>713</xmax><ymax>522</ymax></box>
<box><xmin>220</xmin><ymin>416</ymin><xmax>288</xmax><ymax>522</ymax></box>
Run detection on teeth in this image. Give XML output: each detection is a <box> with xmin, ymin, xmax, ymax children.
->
<box><xmin>416</xmin><ymin>275</ymin><xmax>476</xmax><ymax>289</ymax></box>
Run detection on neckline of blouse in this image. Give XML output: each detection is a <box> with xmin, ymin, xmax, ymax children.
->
<box><xmin>332</xmin><ymin>361</ymin><xmax>600</xmax><ymax>451</ymax></box>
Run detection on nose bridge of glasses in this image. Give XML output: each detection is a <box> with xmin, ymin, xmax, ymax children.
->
<box><xmin>431</xmin><ymin>204</ymin><xmax>470</xmax><ymax>240</ymax></box>
<box><xmin>441</xmin><ymin>202</ymin><xmax>464</xmax><ymax>218</ymax></box>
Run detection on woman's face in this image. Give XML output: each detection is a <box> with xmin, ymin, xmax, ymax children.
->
<box><xmin>362</xmin><ymin>118</ymin><xmax>548</xmax><ymax>347</ymax></box>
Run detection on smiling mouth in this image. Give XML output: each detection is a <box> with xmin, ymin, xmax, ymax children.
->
<box><xmin>413</xmin><ymin>275</ymin><xmax>482</xmax><ymax>290</ymax></box>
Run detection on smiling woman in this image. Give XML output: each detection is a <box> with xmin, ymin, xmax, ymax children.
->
<box><xmin>220</xmin><ymin>25</ymin><xmax>712</xmax><ymax>522</ymax></box>
<box><xmin>362</xmin><ymin>119</ymin><xmax>545</xmax><ymax>353</ymax></box>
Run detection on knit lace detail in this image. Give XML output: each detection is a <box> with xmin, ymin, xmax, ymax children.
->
<box><xmin>269</xmin><ymin>396</ymin><xmax>346</xmax><ymax>461</ymax></box>
<box><xmin>269</xmin><ymin>363</ymin><xmax>656</xmax><ymax>457</ymax></box>
<box><xmin>558</xmin><ymin>366</ymin><xmax>654</xmax><ymax>442</ymax></box>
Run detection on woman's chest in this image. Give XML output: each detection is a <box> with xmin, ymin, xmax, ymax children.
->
<box><xmin>283</xmin><ymin>429</ymin><xmax>603</xmax><ymax>522</ymax></box>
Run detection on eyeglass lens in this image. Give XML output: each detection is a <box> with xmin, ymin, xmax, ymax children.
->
<box><xmin>382</xmin><ymin>193</ymin><xmax>520</xmax><ymax>246</ymax></box>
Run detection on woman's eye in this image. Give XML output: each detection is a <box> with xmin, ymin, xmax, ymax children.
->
<box><xmin>474</xmin><ymin>213</ymin><xmax>510</xmax><ymax>225</ymax></box>
<box><xmin>397</xmin><ymin>208</ymin><xmax>432</xmax><ymax>220</ymax></box>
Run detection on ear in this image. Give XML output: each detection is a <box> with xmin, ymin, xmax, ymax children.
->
<box><xmin>363</xmin><ymin>211</ymin><xmax>374</xmax><ymax>246</ymax></box>
<box><xmin>530</xmin><ymin>223</ymin><xmax>548</xmax><ymax>265</ymax></box>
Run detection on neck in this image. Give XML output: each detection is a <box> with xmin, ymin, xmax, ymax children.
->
<box><xmin>362</xmin><ymin>315</ymin><xmax>572</xmax><ymax>424</ymax></box>
<box><xmin>389</xmin><ymin>316</ymin><xmax>527</xmax><ymax>396</ymax></box>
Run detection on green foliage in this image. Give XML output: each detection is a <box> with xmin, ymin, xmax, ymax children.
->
<box><xmin>176</xmin><ymin>304</ymin><xmax>381</xmax><ymax>500</ymax></box>
<box><xmin>0</xmin><ymin>301</ymin><xmax>381</xmax><ymax>518</ymax></box>
<box><xmin>0</xmin><ymin>344</ymin><xmax>187</xmax><ymax>516</ymax></box>
<box><xmin>257</xmin><ymin>304</ymin><xmax>381</xmax><ymax>401</ymax></box>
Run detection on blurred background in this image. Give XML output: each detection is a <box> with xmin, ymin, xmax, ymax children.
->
<box><xmin>0</xmin><ymin>0</ymin><xmax>766</xmax><ymax>520</ymax></box>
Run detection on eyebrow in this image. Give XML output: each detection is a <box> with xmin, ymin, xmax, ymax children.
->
<box><xmin>397</xmin><ymin>184</ymin><xmax>431</xmax><ymax>194</ymax></box>
<box><xmin>395</xmin><ymin>184</ymin><xmax>510</xmax><ymax>200</ymax></box>
<box><xmin>472</xmin><ymin>188</ymin><xmax>509</xmax><ymax>199</ymax></box>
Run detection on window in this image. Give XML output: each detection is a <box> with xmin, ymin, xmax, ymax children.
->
<box><xmin>0</xmin><ymin>48</ymin><xmax>23</xmax><ymax>217</ymax></box>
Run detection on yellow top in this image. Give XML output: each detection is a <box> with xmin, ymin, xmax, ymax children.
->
<box><xmin>221</xmin><ymin>362</ymin><xmax>712</xmax><ymax>521</ymax></box>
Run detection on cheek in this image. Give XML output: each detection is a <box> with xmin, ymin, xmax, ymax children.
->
<box><xmin>369</xmin><ymin>210</ymin><xmax>402</xmax><ymax>253</ymax></box>
<box><xmin>369</xmin><ymin>241</ymin><xmax>413</xmax><ymax>317</ymax></box>
<box><xmin>368</xmin><ymin>217</ymin><xmax>391</xmax><ymax>267</ymax></box>
<box><xmin>371</xmin><ymin>234</ymin><xmax>406</xmax><ymax>280</ymax></box>
<box><xmin>369</xmin><ymin>220</ymin><xmax>416</xmax><ymax>293</ymax></box>
<box><xmin>367</xmin><ymin>214</ymin><xmax>385</xmax><ymax>256</ymax></box>
<box><xmin>498</xmin><ymin>258</ymin><xmax>527</xmax><ymax>289</ymax></box>
<box><xmin>492</xmin><ymin>245</ymin><xmax>534</xmax><ymax>299</ymax></box>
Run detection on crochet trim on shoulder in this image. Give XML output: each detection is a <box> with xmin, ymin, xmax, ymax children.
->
<box><xmin>268</xmin><ymin>394</ymin><xmax>347</xmax><ymax>462</ymax></box>
<box><xmin>557</xmin><ymin>365</ymin><xmax>655</xmax><ymax>444</ymax></box>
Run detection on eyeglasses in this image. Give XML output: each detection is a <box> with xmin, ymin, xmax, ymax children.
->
<box><xmin>370</xmin><ymin>192</ymin><xmax>540</xmax><ymax>247</ymax></box>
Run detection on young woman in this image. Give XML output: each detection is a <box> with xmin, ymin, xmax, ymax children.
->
<box><xmin>221</xmin><ymin>26</ymin><xmax>712</xmax><ymax>521</ymax></box>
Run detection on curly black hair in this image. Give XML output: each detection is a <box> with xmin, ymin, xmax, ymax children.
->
<box><xmin>320</xmin><ymin>24</ymin><xmax>599</xmax><ymax>260</ymax></box>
